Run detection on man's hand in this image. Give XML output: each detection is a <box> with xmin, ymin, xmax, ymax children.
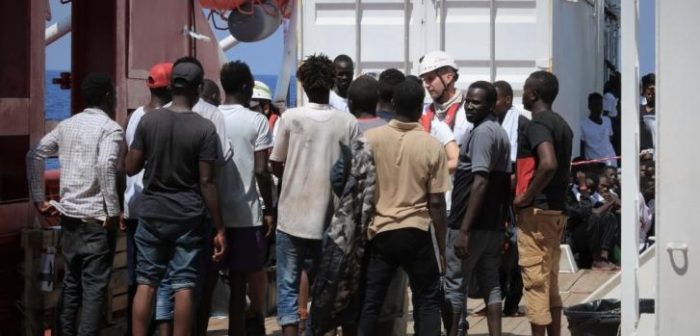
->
<box><xmin>119</xmin><ymin>214</ymin><xmax>128</xmax><ymax>231</ymax></box>
<box><xmin>212</xmin><ymin>230</ymin><xmax>227</xmax><ymax>262</ymax></box>
<box><xmin>263</xmin><ymin>214</ymin><xmax>275</xmax><ymax>239</ymax></box>
<box><xmin>34</xmin><ymin>201</ymin><xmax>58</xmax><ymax>217</ymax></box>
<box><xmin>103</xmin><ymin>216</ymin><xmax>119</xmax><ymax>229</ymax></box>
<box><xmin>454</xmin><ymin>231</ymin><xmax>471</xmax><ymax>260</ymax></box>
<box><xmin>513</xmin><ymin>194</ymin><xmax>533</xmax><ymax>209</ymax></box>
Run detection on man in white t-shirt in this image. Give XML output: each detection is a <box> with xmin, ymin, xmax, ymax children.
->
<box><xmin>121</xmin><ymin>62</ymin><xmax>172</xmax><ymax>335</ymax></box>
<box><xmin>216</xmin><ymin>60</ymin><xmax>276</xmax><ymax>334</ymax></box>
<box><xmin>270</xmin><ymin>54</ymin><xmax>360</xmax><ymax>335</ymax></box>
<box><xmin>580</xmin><ymin>92</ymin><xmax>617</xmax><ymax>167</ymax></box>
<box><xmin>329</xmin><ymin>54</ymin><xmax>354</xmax><ymax>112</ymax></box>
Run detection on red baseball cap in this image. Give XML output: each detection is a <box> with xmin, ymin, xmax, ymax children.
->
<box><xmin>147</xmin><ymin>62</ymin><xmax>173</xmax><ymax>88</ymax></box>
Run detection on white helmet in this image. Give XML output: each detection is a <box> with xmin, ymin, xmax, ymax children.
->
<box><xmin>252</xmin><ymin>80</ymin><xmax>272</xmax><ymax>101</ymax></box>
<box><xmin>418</xmin><ymin>50</ymin><xmax>458</xmax><ymax>76</ymax></box>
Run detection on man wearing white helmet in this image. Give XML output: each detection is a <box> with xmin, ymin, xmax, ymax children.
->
<box><xmin>419</xmin><ymin>51</ymin><xmax>473</xmax><ymax>146</ymax></box>
<box><xmin>250</xmin><ymin>80</ymin><xmax>282</xmax><ymax>141</ymax></box>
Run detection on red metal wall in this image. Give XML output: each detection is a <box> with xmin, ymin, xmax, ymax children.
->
<box><xmin>0</xmin><ymin>0</ymin><xmax>46</xmax><ymax>234</ymax></box>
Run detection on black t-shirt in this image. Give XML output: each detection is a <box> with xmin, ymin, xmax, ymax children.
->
<box><xmin>519</xmin><ymin>110</ymin><xmax>573</xmax><ymax>210</ymax></box>
<box><xmin>131</xmin><ymin>108</ymin><xmax>220</xmax><ymax>222</ymax></box>
<box><xmin>448</xmin><ymin>117</ymin><xmax>512</xmax><ymax>231</ymax></box>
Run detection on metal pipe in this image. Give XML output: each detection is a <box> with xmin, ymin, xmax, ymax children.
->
<box><xmin>489</xmin><ymin>0</ymin><xmax>496</xmax><ymax>81</ymax></box>
<box><xmin>620</xmin><ymin>0</ymin><xmax>641</xmax><ymax>335</ymax></box>
<box><xmin>219</xmin><ymin>35</ymin><xmax>240</xmax><ymax>52</ymax></box>
<box><xmin>355</xmin><ymin>0</ymin><xmax>362</xmax><ymax>76</ymax></box>
<box><xmin>440</xmin><ymin>0</ymin><xmax>446</xmax><ymax>50</ymax></box>
<box><xmin>404</xmin><ymin>0</ymin><xmax>410</xmax><ymax>74</ymax></box>
<box><xmin>273</xmin><ymin>0</ymin><xmax>299</xmax><ymax>103</ymax></box>
<box><xmin>45</xmin><ymin>14</ymin><xmax>71</xmax><ymax>46</ymax></box>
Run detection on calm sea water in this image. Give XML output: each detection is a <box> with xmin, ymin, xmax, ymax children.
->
<box><xmin>44</xmin><ymin>70</ymin><xmax>295</xmax><ymax>169</ymax></box>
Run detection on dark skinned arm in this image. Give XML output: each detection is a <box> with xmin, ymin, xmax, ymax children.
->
<box><xmin>428</xmin><ymin>193</ymin><xmax>447</xmax><ymax>272</ymax></box>
<box><xmin>454</xmin><ymin>172</ymin><xmax>489</xmax><ymax>259</ymax></box>
<box><xmin>514</xmin><ymin>141</ymin><xmax>557</xmax><ymax>208</ymax></box>
<box><xmin>580</xmin><ymin>140</ymin><xmax>586</xmax><ymax>158</ymax></box>
<box><xmin>254</xmin><ymin>150</ymin><xmax>275</xmax><ymax>237</ymax></box>
<box><xmin>270</xmin><ymin>160</ymin><xmax>284</xmax><ymax>179</ymax></box>
<box><xmin>199</xmin><ymin>160</ymin><xmax>227</xmax><ymax>261</ymax></box>
<box><xmin>124</xmin><ymin>148</ymin><xmax>145</xmax><ymax>177</ymax></box>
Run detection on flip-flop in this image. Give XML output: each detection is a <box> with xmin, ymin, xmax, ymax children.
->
<box><xmin>503</xmin><ymin>311</ymin><xmax>526</xmax><ymax>317</ymax></box>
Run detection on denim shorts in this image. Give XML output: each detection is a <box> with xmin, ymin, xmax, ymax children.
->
<box><xmin>134</xmin><ymin>217</ymin><xmax>205</xmax><ymax>291</ymax></box>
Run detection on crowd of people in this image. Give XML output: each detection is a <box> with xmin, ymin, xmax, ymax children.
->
<box><xmin>565</xmin><ymin>69</ymin><xmax>657</xmax><ymax>271</ymax></box>
<box><xmin>26</xmin><ymin>49</ymin><xmax>655</xmax><ymax>336</ymax></box>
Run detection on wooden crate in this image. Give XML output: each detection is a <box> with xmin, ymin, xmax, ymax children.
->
<box><xmin>20</xmin><ymin>229</ymin><xmax>129</xmax><ymax>335</ymax></box>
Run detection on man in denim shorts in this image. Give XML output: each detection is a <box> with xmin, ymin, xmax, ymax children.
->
<box><xmin>514</xmin><ymin>71</ymin><xmax>572</xmax><ymax>336</ymax></box>
<box><xmin>126</xmin><ymin>57</ymin><xmax>227</xmax><ymax>336</ymax></box>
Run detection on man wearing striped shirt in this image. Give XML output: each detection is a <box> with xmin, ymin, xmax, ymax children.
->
<box><xmin>27</xmin><ymin>73</ymin><xmax>123</xmax><ymax>335</ymax></box>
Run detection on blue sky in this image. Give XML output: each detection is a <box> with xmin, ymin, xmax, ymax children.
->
<box><xmin>45</xmin><ymin>0</ymin><xmax>656</xmax><ymax>76</ymax></box>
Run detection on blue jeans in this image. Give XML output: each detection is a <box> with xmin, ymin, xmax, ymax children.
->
<box><xmin>134</xmin><ymin>217</ymin><xmax>205</xmax><ymax>290</ymax></box>
<box><xmin>276</xmin><ymin>230</ymin><xmax>322</xmax><ymax>327</ymax></box>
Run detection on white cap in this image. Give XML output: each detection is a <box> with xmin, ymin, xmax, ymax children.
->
<box><xmin>252</xmin><ymin>80</ymin><xmax>272</xmax><ymax>100</ymax></box>
<box><xmin>418</xmin><ymin>50</ymin><xmax>458</xmax><ymax>76</ymax></box>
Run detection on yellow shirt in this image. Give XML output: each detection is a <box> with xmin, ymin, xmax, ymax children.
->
<box><xmin>365</xmin><ymin>120</ymin><xmax>452</xmax><ymax>238</ymax></box>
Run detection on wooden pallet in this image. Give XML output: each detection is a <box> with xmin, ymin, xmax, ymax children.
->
<box><xmin>20</xmin><ymin>228</ymin><xmax>129</xmax><ymax>335</ymax></box>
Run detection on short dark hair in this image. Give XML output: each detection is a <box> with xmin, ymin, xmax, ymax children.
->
<box><xmin>173</xmin><ymin>56</ymin><xmax>204</xmax><ymax>73</ymax></box>
<box><xmin>493</xmin><ymin>80</ymin><xmax>513</xmax><ymax>98</ymax></box>
<box><xmin>202</xmin><ymin>79</ymin><xmax>220</xmax><ymax>96</ymax></box>
<box><xmin>588</xmin><ymin>92</ymin><xmax>603</xmax><ymax>103</ymax></box>
<box><xmin>378</xmin><ymin>68</ymin><xmax>405</xmax><ymax>103</ymax></box>
<box><xmin>334</xmin><ymin>54</ymin><xmax>353</xmax><ymax>65</ymax></box>
<box><xmin>347</xmin><ymin>75</ymin><xmax>379</xmax><ymax>115</ymax></box>
<box><xmin>220</xmin><ymin>61</ymin><xmax>254</xmax><ymax>99</ymax></box>
<box><xmin>641</xmin><ymin>73</ymin><xmax>655</xmax><ymax>88</ymax></box>
<box><xmin>297</xmin><ymin>54</ymin><xmax>335</xmax><ymax>94</ymax></box>
<box><xmin>527</xmin><ymin>70</ymin><xmax>559</xmax><ymax>105</ymax></box>
<box><xmin>393</xmin><ymin>79</ymin><xmax>424</xmax><ymax>118</ymax></box>
<box><xmin>468</xmin><ymin>81</ymin><xmax>497</xmax><ymax>107</ymax></box>
<box><xmin>82</xmin><ymin>72</ymin><xmax>113</xmax><ymax>107</ymax></box>
<box><xmin>405</xmin><ymin>75</ymin><xmax>421</xmax><ymax>85</ymax></box>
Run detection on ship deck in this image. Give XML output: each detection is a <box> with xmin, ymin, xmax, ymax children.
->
<box><xmin>206</xmin><ymin>269</ymin><xmax>619</xmax><ymax>336</ymax></box>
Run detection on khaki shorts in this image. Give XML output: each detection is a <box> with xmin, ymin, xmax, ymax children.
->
<box><xmin>517</xmin><ymin>207</ymin><xmax>567</xmax><ymax>326</ymax></box>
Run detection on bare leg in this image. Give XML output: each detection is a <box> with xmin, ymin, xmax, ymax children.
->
<box><xmin>158</xmin><ymin>320</ymin><xmax>173</xmax><ymax>336</ymax></box>
<box><xmin>194</xmin><ymin>268</ymin><xmax>219</xmax><ymax>336</ymax></box>
<box><xmin>173</xmin><ymin>289</ymin><xmax>194</xmax><ymax>336</ymax></box>
<box><xmin>298</xmin><ymin>270</ymin><xmax>310</xmax><ymax>333</ymax></box>
<box><xmin>282</xmin><ymin>325</ymin><xmax>299</xmax><ymax>336</ymax></box>
<box><xmin>486</xmin><ymin>303</ymin><xmax>502</xmax><ymax>336</ymax></box>
<box><xmin>228</xmin><ymin>272</ymin><xmax>247</xmax><ymax>335</ymax></box>
<box><xmin>132</xmin><ymin>284</ymin><xmax>156</xmax><ymax>336</ymax></box>
<box><xmin>531</xmin><ymin>323</ymin><xmax>547</xmax><ymax>336</ymax></box>
<box><xmin>247</xmin><ymin>269</ymin><xmax>268</xmax><ymax>316</ymax></box>
<box><xmin>546</xmin><ymin>307</ymin><xmax>562</xmax><ymax>336</ymax></box>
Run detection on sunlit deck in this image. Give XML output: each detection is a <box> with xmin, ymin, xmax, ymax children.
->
<box><xmin>206</xmin><ymin>269</ymin><xmax>619</xmax><ymax>336</ymax></box>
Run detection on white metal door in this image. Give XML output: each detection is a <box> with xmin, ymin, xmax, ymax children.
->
<box><xmin>656</xmin><ymin>0</ymin><xmax>700</xmax><ymax>335</ymax></box>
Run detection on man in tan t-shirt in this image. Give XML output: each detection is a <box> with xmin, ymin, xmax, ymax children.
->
<box><xmin>358</xmin><ymin>79</ymin><xmax>451</xmax><ymax>336</ymax></box>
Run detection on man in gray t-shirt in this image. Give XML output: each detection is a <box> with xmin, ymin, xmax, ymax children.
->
<box><xmin>444</xmin><ymin>82</ymin><xmax>511</xmax><ymax>336</ymax></box>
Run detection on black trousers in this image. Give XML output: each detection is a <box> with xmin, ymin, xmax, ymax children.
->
<box><xmin>57</xmin><ymin>215</ymin><xmax>116</xmax><ymax>336</ymax></box>
<box><xmin>499</xmin><ymin>241</ymin><xmax>523</xmax><ymax>315</ymax></box>
<box><xmin>358</xmin><ymin>228</ymin><xmax>441</xmax><ymax>336</ymax></box>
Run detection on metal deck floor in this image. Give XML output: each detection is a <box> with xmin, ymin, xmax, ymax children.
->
<box><xmin>206</xmin><ymin>269</ymin><xmax>619</xmax><ymax>335</ymax></box>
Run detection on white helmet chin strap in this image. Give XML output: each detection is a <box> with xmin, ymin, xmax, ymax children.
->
<box><xmin>435</xmin><ymin>70</ymin><xmax>454</xmax><ymax>103</ymax></box>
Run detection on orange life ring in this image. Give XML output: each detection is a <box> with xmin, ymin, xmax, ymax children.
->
<box><xmin>200</xmin><ymin>0</ymin><xmax>248</xmax><ymax>11</ymax></box>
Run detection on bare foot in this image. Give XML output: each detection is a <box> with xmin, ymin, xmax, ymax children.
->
<box><xmin>473</xmin><ymin>307</ymin><xmax>488</xmax><ymax>316</ymax></box>
<box><xmin>592</xmin><ymin>260</ymin><xmax>620</xmax><ymax>271</ymax></box>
